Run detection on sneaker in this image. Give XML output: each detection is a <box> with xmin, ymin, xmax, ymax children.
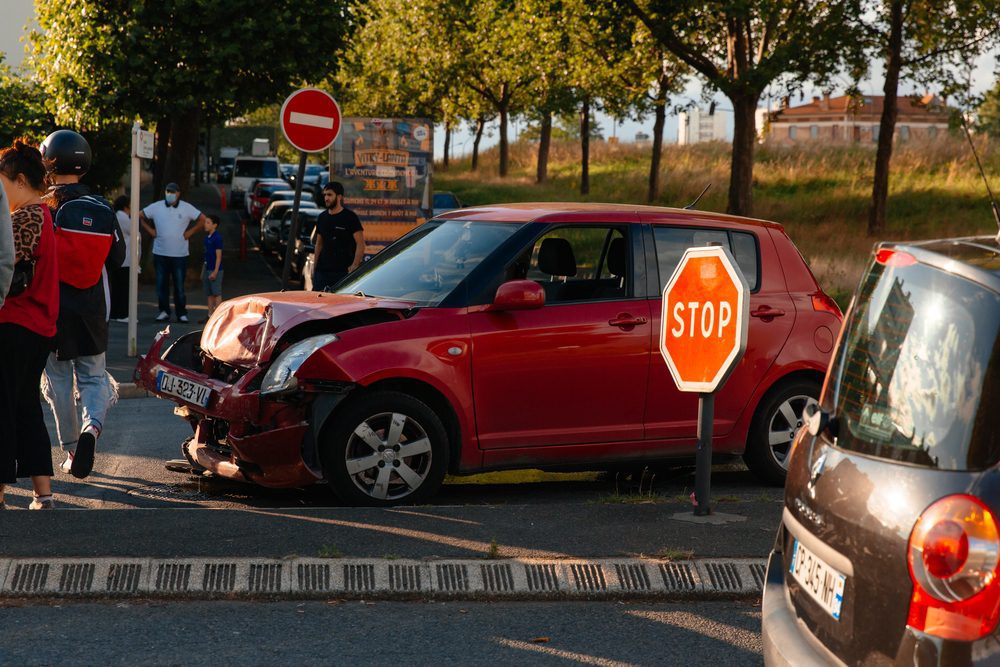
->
<box><xmin>60</xmin><ymin>451</ymin><xmax>74</xmax><ymax>474</ymax></box>
<box><xmin>178</xmin><ymin>314</ymin><xmax>189</xmax><ymax>323</ymax></box>
<box><xmin>71</xmin><ymin>427</ymin><xmax>98</xmax><ymax>479</ymax></box>
<box><xmin>155</xmin><ymin>311</ymin><xmax>170</xmax><ymax>322</ymax></box>
<box><xmin>28</xmin><ymin>495</ymin><xmax>55</xmax><ymax>510</ymax></box>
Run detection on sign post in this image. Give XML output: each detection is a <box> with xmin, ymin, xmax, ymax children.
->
<box><xmin>128</xmin><ymin>122</ymin><xmax>154</xmax><ymax>357</ymax></box>
<box><xmin>278</xmin><ymin>88</ymin><xmax>342</xmax><ymax>288</ymax></box>
<box><xmin>660</xmin><ymin>245</ymin><xmax>749</xmax><ymax>516</ymax></box>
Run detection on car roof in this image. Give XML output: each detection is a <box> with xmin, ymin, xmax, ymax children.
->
<box><xmin>434</xmin><ymin>202</ymin><xmax>784</xmax><ymax>230</ymax></box>
<box><xmin>884</xmin><ymin>235</ymin><xmax>1000</xmax><ymax>290</ymax></box>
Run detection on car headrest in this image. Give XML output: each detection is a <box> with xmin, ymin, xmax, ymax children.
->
<box><xmin>538</xmin><ymin>238</ymin><xmax>577</xmax><ymax>277</ymax></box>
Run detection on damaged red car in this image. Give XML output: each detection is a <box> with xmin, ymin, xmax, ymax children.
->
<box><xmin>135</xmin><ymin>203</ymin><xmax>842</xmax><ymax>506</ymax></box>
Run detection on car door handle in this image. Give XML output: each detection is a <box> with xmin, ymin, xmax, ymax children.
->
<box><xmin>608</xmin><ymin>315</ymin><xmax>648</xmax><ymax>329</ymax></box>
<box><xmin>751</xmin><ymin>306</ymin><xmax>786</xmax><ymax>320</ymax></box>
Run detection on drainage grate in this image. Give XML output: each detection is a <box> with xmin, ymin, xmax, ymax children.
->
<box><xmin>480</xmin><ymin>564</ymin><xmax>514</xmax><ymax>593</ymax></box>
<box><xmin>203</xmin><ymin>563</ymin><xmax>237</xmax><ymax>592</ymax></box>
<box><xmin>524</xmin><ymin>564</ymin><xmax>559</xmax><ymax>592</ymax></box>
<box><xmin>297</xmin><ymin>564</ymin><xmax>331</xmax><ymax>592</ymax></box>
<box><xmin>106</xmin><ymin>564</ymin><xmax>142</xmax><ymax>593</ymax></box>
<box><xmin>343</xmin><ymin>564</ymin><xmax>375</xmax><ymax>592</ymax></box>
<box><xmin>749</xmin><ymin>563</ymin><xmax>766</xmax><ymax>589</ymax></box>
<box><xmin>9</xmin><ymin>563</ymin><xmax>48</xmax><ymax>593</ymax></box>
<box><xmin>660</xmin><ymin>563</ymin><xmax>697</xmax><ymax>591</ymax></box>
<box><xmin>249</xmin><ymin>564</ymin><xmax>282</xmax><ymax>593</ymax></box>
<box><xmin>59</xmin><ymin>564</ymin><xmax>95</xmax><ymax>593</ymax></box>
<box><xmin>614</xmin><ymin>563</ymin><xmax>651</xmax><ymax>591</ymax></box>
<box><xmin>388</xmin><ymin>565</ymin><xmax>421</xmax><ymax>592</ymax></box>
<box><xmin>570</xmin><ymin>564</ymin><xmax>607</xmax><ymax>591</ymax></box>
<box><xmin>435</xmin><ymin>564</ymin><xmax>469</xmax><ymax>592</ymax></box>
<box><xmin>704</xmin><ymin>562</ymin><xmax>742</xmax><ymax>591</ymax></box>
<box><xmin>155</xmin><ymin>564</ymin><xmax>191</xmax><ymax>592</ymax></box>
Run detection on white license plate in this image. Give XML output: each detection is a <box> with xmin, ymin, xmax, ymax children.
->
<box><xmin>156</xmin><ymin>370</ymin><xmax>211</xmax><ymax>408</ymax></box>
<box><xmin>790</xmin><ymin>539</ymin><xmax>847</xmax><ymax>621</ymax></box>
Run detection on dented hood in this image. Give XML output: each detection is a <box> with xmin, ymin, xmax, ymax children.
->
<box><xmin>200</xmin><ymin>291</ymin><xmax>414</xmax><ymax>366</ymax></box>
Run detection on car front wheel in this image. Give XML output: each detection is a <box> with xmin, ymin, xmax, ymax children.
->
<box><xmin>743</xmin><ymin>378</ymin><xmax>820</xmax><ymax>486</ymax></box>
<box><xmin>322</xmin><ymin>391</ymin><xmax>449</xmax><ymax>507</ymax></box>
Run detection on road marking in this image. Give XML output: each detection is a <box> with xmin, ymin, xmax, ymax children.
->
<box><xmin>289</xmin><ymin>111</ymin><xmax>334</xmax><ymax>129</ymax></box>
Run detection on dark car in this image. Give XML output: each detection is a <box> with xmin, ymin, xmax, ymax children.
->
<box><xmin>433</xmin><ymin>191</ymin><xmax>462</xmax><ymax>217</ymax></box>
<box><xmin>135</xmin><ymin>203</ymin><xmax>841</xmax><ymax>506</ymax></box>
<box><xmin>762</xmin><ymin>236</ymin><xmax>1000</xmax><ymax>665</ymax></box>
<box><xmin>260</xmin><ymin>199</ymin><xmax>319</xmax><ymax>253</ymax></box>
<box><xmin>276</xmin><ymin>207</ymin><xmax>322</xmax><ymax>275</ymax></box>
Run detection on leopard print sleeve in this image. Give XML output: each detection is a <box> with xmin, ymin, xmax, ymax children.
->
<box><xmin>11</xmin><ymin>204</ymin><xmax>44</xmax><ymax>263</ymax></box>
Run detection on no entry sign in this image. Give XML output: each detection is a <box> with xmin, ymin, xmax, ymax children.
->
<box><xmin>280</xmin><ymin>88</ymin><xmax>342</xmax><ymax>153</ymax></box>
<box><xmin>660</xmin><ymin>245</ymin><xmax>749</xmax><ymax>393</ymax></box>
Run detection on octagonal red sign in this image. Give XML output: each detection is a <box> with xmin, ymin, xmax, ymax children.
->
<box><xmin>280</xmin><ymin>88</ymin><xmax>342</xmax><ymax>153</ymax></box>
<box><xmin>660</xmin><ymin>246</ymin><xmax>749</xmax><ymax>393</ymax></box>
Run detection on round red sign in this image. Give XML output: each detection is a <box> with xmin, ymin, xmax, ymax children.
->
<box><xmin>280</xmin><ymin>88</ymin><xmax>342</xmax><ymax>153</ymax></box>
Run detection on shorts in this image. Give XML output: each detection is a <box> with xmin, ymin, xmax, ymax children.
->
<box><xmin>201</xmin><ymin>267</ymin><xmax>223</xmax><ymax>296</ymax></box>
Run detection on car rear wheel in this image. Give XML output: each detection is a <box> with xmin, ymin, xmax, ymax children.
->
<box><xmin>322</xmin><ymin>391</ymin><xmax>449</xmax><ymax>507</ymax></box>
<box><xmin>744</xmin><ymin>379</ymin><xmax>820</xmax><ymax>486</ymax></box>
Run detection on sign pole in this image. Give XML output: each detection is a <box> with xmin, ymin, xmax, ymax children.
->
<box><xmin>694</xmin><ymin>393</ymin><xmax>715</xmax><ymax>516</ymax></box>
<box><xmin>127</xmin><ymin>122</ymin><xmax>150</xmax><ymax>357</ymax></box>
<box><xmin>280</xmin><ymin>151</ymin><xmax>308</xmax><ymax>289</ymax></box>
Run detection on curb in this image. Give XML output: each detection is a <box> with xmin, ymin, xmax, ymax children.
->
<box><xmin>0</xmin><ymin>557</ymin><xmax>766</xmax><ymax>601</ymax></box>
<box><xmin>117</xmin><ymin>382</ymin><xmax>149</xmax><ymax>400</ymax></box>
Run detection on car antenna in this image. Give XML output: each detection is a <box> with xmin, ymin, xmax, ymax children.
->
<box><xmin>683</xmin><ymin>184</ymin><xmax>711</xmax><ymax>210</ymax></box>
<box><xmin>959</xmin><ymin>111</ymin><xmax>1000</xmax><ymax>240</ymax></box>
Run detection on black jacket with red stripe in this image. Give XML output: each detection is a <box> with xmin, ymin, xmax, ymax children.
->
<box><xmin>45</xmin><ymin>183</ymin><xmax>126</xmax><ymax>359</ymax></box>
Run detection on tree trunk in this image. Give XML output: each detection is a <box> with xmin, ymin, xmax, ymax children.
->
<box><xmin>164</xmin><ymin>108</ymin><xmax>200</xmax><ymax>198</ymax></box>
<box><xmin>471</xmin><ymin>116</ymin><xmax>486</xmax><ymax>171</ymax></box>
<box><xmin>442</xmin><ymin>120</ymin><xmax>451</xmax><ymax>171</ymax></box>
<box><xmin>580</xmin><ymin>97</ymin><xmax>590</xmax><ymax>195</ymax></box>
<box><xmin>536</xmin><ymin>111</ymin><xmax>552</xmax><ymax>184</ymax></box>
<box><xmin>728</xmin><ymin>92</ymin><xmax>760</xmax><ymax>216</ymax></box>
<box><xmin>499</xmin><ymin>100</ymin><xmax>510</xmax><ymax>177</ymax></box>
<box><xmin>152</xmin><ymin>115</ymin><xmax>172</xmax><ymax>197</ymax></box>
<box><xmin>868</xmin><ymin>0</ymin><xmax>904</xmax><ymax>237</ymax></box>
<box><xmin>648</xmin><ymin>86</ymin><xmax>667</xmax><ymax>203</ymax></box>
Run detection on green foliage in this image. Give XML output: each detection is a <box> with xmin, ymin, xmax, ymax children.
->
<box><xmin>0</xmin><ymin>55</ymin><xmax>50</xmax><ymax>147</ymax></box>
<box><xmin>977</xmin><ymin>76</ymin><xmax>1000</xmax><ymax>138</ymax></box>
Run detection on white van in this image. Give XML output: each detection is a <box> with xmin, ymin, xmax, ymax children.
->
<box><xmin>230</xmin><ymin>156</ymin><xmax>281</xmax><ymax>207</ymax></box>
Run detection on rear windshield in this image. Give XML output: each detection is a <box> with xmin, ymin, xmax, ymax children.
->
<box><xmin>826</xmin><ymin>259</ymin><xmax>1000</xmax><ymax>470</ymax></box>
<box><xmin>235</xmin><ymin>160</ymin><xmax>278</xmax><ymax>178</ymax></box>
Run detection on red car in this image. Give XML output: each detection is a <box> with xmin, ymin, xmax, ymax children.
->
<box><xmin>135</xmin><ymin>203</ymin><xmax>841</xmax><ymax>506</ymax></box>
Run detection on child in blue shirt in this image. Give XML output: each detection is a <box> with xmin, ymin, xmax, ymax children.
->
<box><xmin>202</xmin><ymin>214</ymin><xmax>223</xmax><ymax>321</ymax></box>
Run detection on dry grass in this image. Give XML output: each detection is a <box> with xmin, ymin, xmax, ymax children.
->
<box><xmin>437</xmin><ymin>136</ymin><xmax>1000</xmax><ymax>302</ymax></box>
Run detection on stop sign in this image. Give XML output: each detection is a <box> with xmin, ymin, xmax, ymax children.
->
<box><xmin>660</xmin><ymin>246</ymin><xmax>749</xmax><ymax>393</ymax></box>
<box><xmin>280</xmin><ymin>88</ymin><xmax>342</xmax><ymax>153</ymax></box>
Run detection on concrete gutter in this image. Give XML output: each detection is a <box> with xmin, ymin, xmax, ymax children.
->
<box><xmin>117</xmin><ymin>382</ymin><xmax>148</xmax><ymax>400</ymax></box>
<box><xmin>0</xmin><ymin>557</ymin><xmax>766</xmax><ymax>601</ymax></box>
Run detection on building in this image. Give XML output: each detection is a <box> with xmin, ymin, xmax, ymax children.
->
<box><xmin>763</xmin><ymin>94</ymin><xmax>952</xmax><ymax>146</ymax></box>
<box><xmin>678</xmin><ymin>106</ymin><xmax>728</xmax><ymax>145</ymax></box>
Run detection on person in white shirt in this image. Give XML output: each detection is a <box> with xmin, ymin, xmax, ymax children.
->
<box><xmin>139</xmin><ymin>183</ymin><xmax>207</xmax><ymax>323</ymax></box>
<box><xmin>109</xmin><ymin>195</ymin><xmax>139</xmax><ymax>322</ymax></box>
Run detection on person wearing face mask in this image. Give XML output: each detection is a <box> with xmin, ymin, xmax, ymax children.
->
<box><xmin>139</xmin><ymin>182</ymin><xmax>208</xmax><ymax>323</ymax></box>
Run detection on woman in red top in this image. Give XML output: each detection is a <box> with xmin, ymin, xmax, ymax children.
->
<box><xmin>0</xmin><ymin>140</ymin><xmax>60</xmax><ymax>509</ymax></box>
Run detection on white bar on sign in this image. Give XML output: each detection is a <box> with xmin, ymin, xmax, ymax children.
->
<box><xmin>289</xmin><ymin>111</ymin><xmax>334</xmax><ymax>129</ymax></box>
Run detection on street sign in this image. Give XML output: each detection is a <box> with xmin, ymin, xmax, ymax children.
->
<box><xmin>660</xmin><ymin>245</ymin><xmax>749</xmax><ymax>393</ymax></box>
<box><xmin>134</xmin><ymin>128</ymin><xmax>154</xmax><ymax>159</ymax></box>
<box><xmin>280</xmin><ymin>88</ymin><xmax>342</xmax><ymax>153</ymax></box>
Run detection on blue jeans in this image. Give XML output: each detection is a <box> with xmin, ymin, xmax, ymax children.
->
<box><xmin>154</xmin><ymin>254</ymin><xmax>188</xmax><ymax>317</ymax></box>
<box><xmin>41</xmin><ymin>352</ymin><xmax>118</xmax><ymax>449</ymax></box>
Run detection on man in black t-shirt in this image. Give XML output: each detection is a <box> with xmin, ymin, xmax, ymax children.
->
<box><xmin>312</xmin><ymin>181</ymin><xmax>364</xmax><ymax>291</ymax></box>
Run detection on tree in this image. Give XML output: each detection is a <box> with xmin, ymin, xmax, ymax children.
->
<box><xmin>30</xmin><ymin>0</ymin><xmax>352</xmax><ymax>195</ymax></box>
<box><xmin>621</xmin><ymin>0</ymin><xmax>863</xmax><ymax>215</ymax></box>
<box><xmin>978</xmin><ymin>75</ymin><xmax>1000</xmax><ymax>138</ymax></box>
<box><xmin>0</xmin><ymin>55</ymin><xmax>50</xmax><ymax>147</ymax></box>
<box><xmin>858</xmin><ymin>1</ymin><xmax>1000</xmax><ymax>236</ymax></box>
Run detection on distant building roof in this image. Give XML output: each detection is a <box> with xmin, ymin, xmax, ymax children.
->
<box><xmin>769</xmin><ymin>94</ymin><xmax>951</xmax><ymax>123</ymax></box>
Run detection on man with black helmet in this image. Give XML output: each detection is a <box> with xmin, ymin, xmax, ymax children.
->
<box><xmin>40</xmin><ymin>129</ymin><xmax>125</xmax><ymax>480</ymax></box>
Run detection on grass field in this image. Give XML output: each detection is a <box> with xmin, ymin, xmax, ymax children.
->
<box><xmin>435</xmin><ymin>137</ymin><xmax>1000</xmax><ymax>306</ymax></box>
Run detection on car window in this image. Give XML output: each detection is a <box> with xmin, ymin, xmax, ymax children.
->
<box><xmin>434</xmin><ymin>193</ymin><xmax>459</xmax><ymax>208</ymax></box>
<box><xmin>652</xmin><ymin>227</ymin><xmax>759</xmax><ymax>291</ymax></box>
<box><xmin>512</xmin><ymin>226</ymin><xmax>629</xmax><ymax>303</ymax></box>
<box><xmin>236</xmin><ymin>160</ymin><xmax>278</xmax><ymax>178</ymax></box>
<box><xmin>826</xmin><ymin>260</ymin><xmax>1000</xmax><ymax>470</ymax></box>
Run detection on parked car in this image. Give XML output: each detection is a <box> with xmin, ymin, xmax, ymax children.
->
<box><xmin>432</xmin><ymin>191</ymin><xmax>462</xmax><ymax>217</ymax></box>
<box><xmin>230</xmin><ymin>156</ymin><xmax>281</xmax><ymax>207</ymax></box>
<box><xmin>280</xmin><ymin>163</ymin><xmax>296</xmax><ymax>182</ymax></box>
<box><xmin>259</xmin><ymin>199</ymin><xmax>319</xmax><ymax>253</ymax></box>
<box><xmin>276</xmin><ymin>206</ymin><xmax>322</xmax><ymax>260</ymax></box>
<box><xmin>248</xmin><ymin>181</ymin><xmax>298</xmax><ymax>222</ymax></box>
<box><xmin>762</xmin><ymin>235</ymin><xmax>1000</xmax><ymax>665</ymax></box>
<box><xmin>135</xmin><ymin>203</ymin><xmax>841</xmax><ymax>506</ymax></box>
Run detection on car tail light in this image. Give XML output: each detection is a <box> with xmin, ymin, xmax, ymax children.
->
<box><xmin>811</xmin><ymin>291</ymin><xmax>842</xmax><ymax>317</ymax></box>
<box><xmin>907</xmin><ymin>494</ymin><xmax>1000</xmax><ymax>641</ymax></box>
<box><xmin>875</xmin><ymin>248</ymin><xmax>917</xmax><ymax>267</ymax></box>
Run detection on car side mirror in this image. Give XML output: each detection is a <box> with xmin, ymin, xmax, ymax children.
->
<box><xmin>805</xmin><ymin>402</ymin><xmax>837</xmax><ymax>437</ymax></box>
<box><xmin>490</xmin><ymin>280</ymin><xmax>545</xmax><ymax>311</ymax></box>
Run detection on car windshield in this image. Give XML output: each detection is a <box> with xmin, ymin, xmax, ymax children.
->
<box><xmin>826</xmin><ymin>258</ymin><xmax>1000</xmax><ymax>470</ymax></box>
<box><xmin>305</xmin><ymin>164</ymin><xmax>324</xmax><ymax>175</ymax></box>
<box><xmin>335</xmin><ymin>220</ymin><xmax>521</xmax><ymax>306</ymax></box>
<box><xmin>236</xmin><ymin>160</ymin><xmax>278</xmax><ymax>178</ymax></box>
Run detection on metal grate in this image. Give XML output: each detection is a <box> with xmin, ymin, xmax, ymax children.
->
<box><xmin>614</xmin><ymin>563</ymin><xmax>651</xmax><ymax>591</ymax></box>
<box><xmin>203</xmin><ymin>563</ymin><xmax>237</xmax><ymax>592</ymax></box>
<box><xmin>155</xmin><ymin>564</ymin><xmax>191</xmax><ymax>592</ymax></box>
<box><xmin>59</xmin><ymin>564</ymin><xmax>95</xmax><ymax>593</ymax></box>
<box><xmin>480</xmin><ymin>564</ymin><xmax>514</xmax><ymax>592</ymax></box>
<box><xmin>297</xmin><ymin>564</ymin><xmax>331</xmax><ymax>591</ymax></box>
<box><xmin>106</xmin><ymin>564</ymin><xmax>142</xmax><ymax>593</ymax></box>
<box><xmin>524</xmin><ymin>564</ymin><xmax>559</xmax><ymax>592</ymax></box>
<box><xmin>388</xmin><ymin>565</ymin><xmax>421</xmax><ymax>592</ymax></box>
<box><xmin>343</xmin><ymin>564</ymin><xmax>375</xmax><ymax>592</ymax></box>
<box><xmin>660</xmin><ymin>563</ymin><xmax>697</xmax><ymax>590</ymax></box>
<box><xmin>704</xmin><ymin>562</ymin><xmax>742</xmax><ymax>591</ymax></box>
<box><xmin>249</xmin><ymin>564</ymin><xmax>282</xmax><ymax>592</ymax></box>
<box><xmin>9</xmin><ymin>563</ymin><xmax>48</xmax><ymax>593</ymax></box>
<box><xmin>749</xmin><ymin>563</ymin><xmax>766</xmax><ymax>589</ymax></box>
<box><xmin>570</xmin><ymin>564</ymin><xmax>607</xmax><ymax>591</ymax></box>
<box><xmin>435</xmin><ymin>564</ymin><xmax>469</xmax><ymax>592</ymax></box>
